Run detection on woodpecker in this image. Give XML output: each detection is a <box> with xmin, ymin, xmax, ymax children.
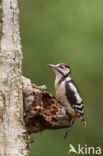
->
<box><xmin>48</xmin><ymin>63</ymin><xmax>86</xmax><ymax>139</ymax></box>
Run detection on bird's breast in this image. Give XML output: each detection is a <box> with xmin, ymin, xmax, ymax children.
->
<box><xmin>55</xmin><ymin>80</ymin><xmax>76</xmax><ymax>116</ymax></box>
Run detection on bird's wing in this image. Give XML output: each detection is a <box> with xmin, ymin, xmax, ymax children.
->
<box><xmin>65</xmin><ymin>80</ymin><xmax>84</xmax><ymax>117</ymax></box>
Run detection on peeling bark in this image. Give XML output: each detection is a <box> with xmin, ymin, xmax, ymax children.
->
<box><xmin>0</xmin><ymin>0</ymin><xmax>29</xmax><ymax>156</ymax></box>
<box><xmin>22</xmin><ymin>77</ymin><xmax>71</xmax><ymax>134</ymax></box>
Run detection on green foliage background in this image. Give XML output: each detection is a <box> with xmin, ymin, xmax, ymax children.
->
<box><xmin>19</xmin><ymin>0</ymin><xmax>103</xmax><ymax>156</ymax></box>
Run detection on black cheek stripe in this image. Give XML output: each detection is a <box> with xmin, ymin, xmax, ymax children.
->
<box><xmin>58</xmin><ymin>72</ymin><xmax>70</xmax><ymax>85</ymax></box>
<box><xmin>57</xmin><ymin>68</ymin><xmax>64</xmax><ymax>76</ymax></box>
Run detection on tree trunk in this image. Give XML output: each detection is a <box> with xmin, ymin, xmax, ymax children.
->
<box><xmin>0</xmin><ymin>0</ymin><xmax>29</xmax><ymax>155</ymax></box>
<box><xmin>0</xmin><ymin>0</ymin><xmax>71</xmax><ymax>155</ymax></box>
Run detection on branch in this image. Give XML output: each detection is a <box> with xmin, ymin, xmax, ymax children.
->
<box><xmin>22</xmin><ymin>76</ymin><xmax>71</xmax><ymax>134</ymax></box>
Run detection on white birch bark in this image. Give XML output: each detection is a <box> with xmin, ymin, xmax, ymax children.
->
<box><xmin>0</xmin><ymin>0</ymin><xmax>29</xmax><ymax>155</ymax></box>
<box><xmin>0</xmin><ymin>0</ymin><xmax>71</xmax><ymax>155</ymax></box>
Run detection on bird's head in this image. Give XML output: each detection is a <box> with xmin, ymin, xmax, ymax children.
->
<box><xmin>48</xmin><ymin>63</ymin><xmax>71</xmax><ymax>78</ymax></box>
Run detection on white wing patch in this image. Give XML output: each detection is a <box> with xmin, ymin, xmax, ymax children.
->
<box><xmin>69</xmin><ymin>83</ymin><xmax>82</xmax><ymax>103</ymax></box>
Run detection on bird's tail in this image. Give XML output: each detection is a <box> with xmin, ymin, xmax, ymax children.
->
<box><xmin>80</xmin><ymin>116</ymin><xmax>86</xmax><ymax>127</ymax></box>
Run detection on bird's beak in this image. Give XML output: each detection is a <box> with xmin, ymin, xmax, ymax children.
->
<box><xmin>48</xmin><ymin>64</ymin><xmax>57</xmax><ymax>69</ymax></box>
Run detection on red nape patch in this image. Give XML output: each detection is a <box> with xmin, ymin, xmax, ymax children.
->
<box><xmin>59</xmin><ymin>63</ymin><xmax>70</xmax><ymax>68</ymax></box>
<box><xmin>60</xmin><ymin>63</ymin><xmax>69</xmax><ymax>66</ymax></box>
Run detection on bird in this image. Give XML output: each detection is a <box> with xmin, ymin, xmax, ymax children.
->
<box><xmin>48</xmin><ymin>63</ymin><xmax>86</xmax><ymax>139</ymax></box>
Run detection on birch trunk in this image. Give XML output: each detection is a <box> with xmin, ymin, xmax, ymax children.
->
<box><xmin>0</xmin><ymin>0</ymin><xmax>71</xmax><ymax>155</ymax></box>
<box><xmin>0</xmin><ymin>0</ymin><xmax>29</xmax><ymax>155</ymax></box>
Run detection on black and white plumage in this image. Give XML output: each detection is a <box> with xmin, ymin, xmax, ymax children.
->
<box><xmin>48</xmin><ymin>63</ymin><xmax>86</xmax><ymax>138</ymax></box>
<box><xmin>65</xmin><ymin>79</ymin><xmax>85</xmax><ymax>122</ymax></box>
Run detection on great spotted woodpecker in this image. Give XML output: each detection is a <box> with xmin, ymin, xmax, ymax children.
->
<box><xmin>48</xmin><ymin>63</ymin><xmax>86</xmax><ymax>139</ymax></box>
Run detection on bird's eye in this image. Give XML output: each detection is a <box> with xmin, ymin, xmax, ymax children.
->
<box><xmin>60</xmin><ymin>65</ymin><xmax>65</xmax><ymax>69</ymax></box>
